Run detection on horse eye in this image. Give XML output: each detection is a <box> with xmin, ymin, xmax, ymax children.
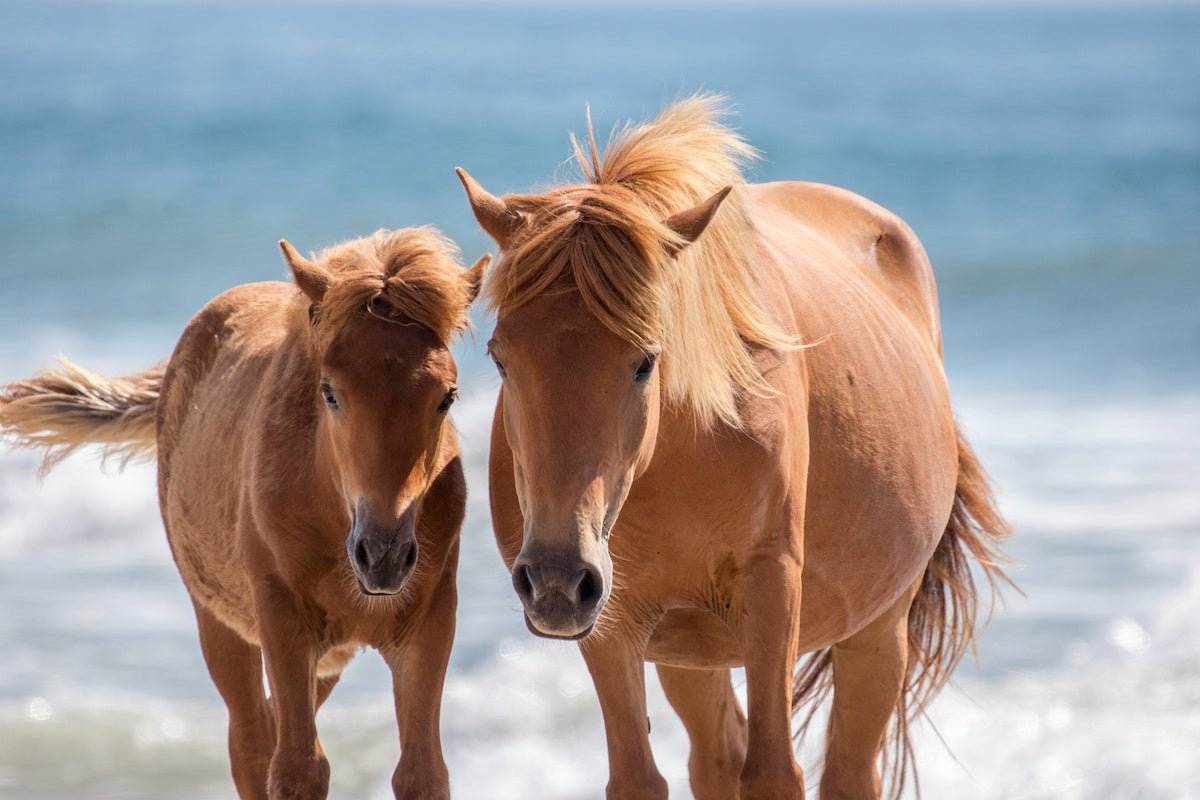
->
<box><xmin>634</xmin><ymin>355</ymin><xmax>657</xmax><ymax>383</ymax></box>
<box><xmin>321</xmin><ymin>383</ymin><xmax>339</xmax><ymax>410</ymax></box>
<box><xmin>437</xmin><ymin>388</ymin><xmax>457</xmax><ymax>414</ymax></box>
<box><xmin>492</xmin><ymin>357</ymin><xmax>507</xmax><ymax>379</ymax></box>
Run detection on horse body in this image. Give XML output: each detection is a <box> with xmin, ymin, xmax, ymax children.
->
<box><xmin>157</xmin><ymin>282</ymin><xmax>301</xmax><ymax>645</ymax></box>
<box><xmin>463</xmin><ymin>97</ymin><xmax>1008</xmax><ymax>799</ymax></box>
<box><xmin>488</xmin><ymin>178</ymin><xmax>956</xmax><ymax>662</ymax></box>
<box><xmin>157</xmin><ymin>280</ymin><xmax>463</xmax><ymax>667</ymax></box>
<box><xmin>1</xmin><ymin>230</ymin><xmax>488</xmax><ymax>800</ymax></box>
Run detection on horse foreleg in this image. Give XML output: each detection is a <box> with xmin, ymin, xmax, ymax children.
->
<box><xmin>820</xmin><ymin>581</ymin><xmax>919</xmax><ymax>800</ymax></box>
<box><xmin>580</xmin><ymin>635</ymin><xmax>668</xmax><ymax>800</ymax></box>
<box><xmin>735</xmin><ymin>555</ymin><xmax>806</xmax><ymax>799</ymax></box>
<box><xmin>379</xmin><ymin>572</ymin><xmax>455</xmax><ymax>800</ymax></box>
<box><xmin>254</xmin><ymin>576</ymin><xmax>329</xmax><ymax>800</ymax></box>
<box><xmin>193</xmin><ymin>601</ymin><xmax>274</xmax><ymax>800</ymax></box>
<box><xmin>656</xmin><ymin>665</ymin><xmax>748</xmax><ymax>799</ymax></box>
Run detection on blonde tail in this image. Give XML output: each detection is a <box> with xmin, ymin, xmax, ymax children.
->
<box><xmin>885</xmin><ymin>427</ymin><xmax>1015</xmax><ymax>796</ymax></box>
<box><xmin>0</xmin><ymin>357</ymin><xmax>163</xmax><ymax>475</ymax></box>
<box><xmin>793</xmin><ymin>425</ymin><xmax>1015</xmax><ymax>798</ymax></box>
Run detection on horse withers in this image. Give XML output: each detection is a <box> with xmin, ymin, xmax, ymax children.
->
<box><xmin>0</xmin><ymin>229</ymin><xmax>489</xmax><ymax>800</ymax></box>
<box><xmin>459</xmin><ymin>96</ymin><xmax>1011</xmax><ymax>799</ymax></box>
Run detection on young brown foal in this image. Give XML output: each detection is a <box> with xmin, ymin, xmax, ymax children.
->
<box><xmin>0</xmin><ymin>228</ymin><xmax>488</xmax><ymax>800</ymax></box>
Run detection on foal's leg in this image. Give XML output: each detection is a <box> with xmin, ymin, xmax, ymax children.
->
<box><xmin>379</xmin><ymin>571</ymin><xmax>456</xmax><ymax>800</ymax></box>
<box><xmin>580</xmin><ymin>634</ymin><xmax>669</xmax><ymax>800</ymax></box>
<box><xmin>734</xmin><ymin>553</ymin><xmax>806</xmax><ymax>799</ymax></box>
<box><xmin>254</xmin><ymin>575</ymin><xmax>329</xmax><ymax>800</ymax></box>
<box><xmin>820</xmin><ymin>582</ymin><xmax>919</xmax><ymax>800</ymax></box>
<box><xmin>656</xmin><ymin>665</ymin><xmax>748</xmax><ymax>800</ymax></box>
<box><xmin>193</xmin><ymin>602</ymin><xmax>274</xmax><ymax>800</ymax></box>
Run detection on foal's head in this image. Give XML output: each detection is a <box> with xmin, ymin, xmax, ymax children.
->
<box><xmin>279</xmin><ymin>229</ymin><xmax>488</xmax><ymax>596</ymax></box>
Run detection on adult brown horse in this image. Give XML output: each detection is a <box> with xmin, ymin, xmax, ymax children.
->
<box><xmin>457</xmin><ymin>96</ymin><xmax>1011</xmax><ymax>799</ymax></box>
<box><xmin>0</xmin><ymin>229</ymin><xmax>488</xmax><ymax>800</ymax></box>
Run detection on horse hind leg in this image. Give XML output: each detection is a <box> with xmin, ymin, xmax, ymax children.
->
<box><xmin>193</xmin><ymin>601</ymin><xmax>275</xmax><ymax>800</ymax></box>
<box><xmin>315</xmin><ymin>674</ymin><xmax>341</xmax><ymax>711</ymax></box>
<box><xmin>656</xmin><ymin>665</ymin><xmax>748</xmax><ymax>800</ymax></box>
<box><xmin>819</xmin><ymin>581</ymin><xmax>920</xmax><ymax>800</ymax></box>
<box><xmin>314</xmin><ymin>644</ymin><xmax>355</xmax><ymax>711</ymax></box>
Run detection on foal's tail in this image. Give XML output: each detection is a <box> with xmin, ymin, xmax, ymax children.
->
<box><xmin>793</xmin><ymin>426</ymin><xmax>1015</xmax><ymax>798</ymax></box>
<box><xmin>0</xmin><ymin>357</ymin><xmax>163</xmax><ymax>475</ymax></box>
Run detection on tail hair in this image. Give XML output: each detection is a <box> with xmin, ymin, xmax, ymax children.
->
<box><xmin>793</xmin><ymin>425</ymin><xmax>1016</xmax><ymax>798</ymax></box>
<box><xmin>0</xmin><ymin>357</ymin><xmax>163</xmax><ymax>475</ymax></box>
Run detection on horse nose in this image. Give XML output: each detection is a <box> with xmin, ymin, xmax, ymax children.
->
<box><xmin>512</xmin><ymin>555</ymin><xmax>605</xmax><ymax>637</ymax></box>
<box><xmin>395</xmin><ymin>537</ymin><xmax>417</xmax><ymax>573</ymax></box>
<box><xmin>347</xmin><ymin>515</ymin><xmax>418</xmax><ymax>595</ymax></box>
<box><xmin>352</xmin><ymin>533</ymin><xmax>389</xmax><ymax>575</ymax></box>
<box><xmin>515</xmin><ymin>560</ymin><xmax>600</xmax><ymax>606</ymax></box>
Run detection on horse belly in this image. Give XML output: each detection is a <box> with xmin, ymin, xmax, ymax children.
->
<box><xmin>644</xmin><ymin>609</ymin><xmax>744</xmax><ymax>669</ymax></box>
<box><xmin>797</xmin><ymin>385</ymin><xmax>958</xmax><ymax>647</ymax></box>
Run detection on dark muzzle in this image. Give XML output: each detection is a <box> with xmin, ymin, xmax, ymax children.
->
<box><xmin>346</xmin><ymin>505</ymin><xmax>418</xmax><ymax>595</ymax></box>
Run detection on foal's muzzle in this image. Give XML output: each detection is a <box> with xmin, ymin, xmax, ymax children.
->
<box><xmin>346</xmin><ymin>506</ymin><xmax>418</xmax><ymax>595</ymax></box>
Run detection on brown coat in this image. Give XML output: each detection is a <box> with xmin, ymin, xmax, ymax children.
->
<box><xmin>460</xmin><ymin>97</ymin><xmax>1010</xmax><ymax>800</ymax></box>
<box><xmin>0</xmin><ymin>228</ymin><xmax>489</xmax><ymax>800</ymax></box>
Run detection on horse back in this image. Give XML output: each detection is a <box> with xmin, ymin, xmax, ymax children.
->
<box><xmin>748</xmin><ymin>181</ymin><xmax>943</xmax><ymax>355</ymax></box>
<box><xmin>157</xmin><ymin>281</ymin><xmax>301</xmax><ymax>482</ymax></box>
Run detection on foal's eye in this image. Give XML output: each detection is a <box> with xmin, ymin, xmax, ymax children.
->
<box><xmin>437</xmin><ymin>388</ymin><xmax>457</xmax><ymax>414</ymax></box>
<box><xmin>634</xmin><ymin>354</ymin><xmax>657</xmax><ymax>383</ymax></box>
<box><xmin>320</xmin><ymin>383</ymin><xmax>339</xmax><ymax>410</ymax></box>
<box><xmin>492</xmin><ymin>357</ymin><xmax>507</xmax><ymax>379</ymax></box>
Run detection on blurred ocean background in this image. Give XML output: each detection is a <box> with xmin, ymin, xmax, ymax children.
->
<box><xmin>1</xmin><ymin>2</ymin><xmax>1198</xmax><ymax>797</ymax></box>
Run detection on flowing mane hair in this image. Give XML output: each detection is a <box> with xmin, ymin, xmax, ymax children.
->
<box><xmin>482</xmin><ymin>95</ymin><xmax>797</xmax><ymax>428</ymax></box>
<box><xmin>307</xmin><ymin>227</ymin><xmax>473</xmax><ymax>348</ymax></box>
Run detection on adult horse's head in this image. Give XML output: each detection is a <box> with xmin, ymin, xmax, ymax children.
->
<box><xmin>279</xmin><ymin>230</ymin><xmax>488</xmax><ymax>596</ymax></box>
<box><xmin>457</xmin><ymin>97</ymin><xmax>791</xmax><ymax>639</ymax></box>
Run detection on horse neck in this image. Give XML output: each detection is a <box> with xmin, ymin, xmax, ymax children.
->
<box><xmin>653</xmin><ymin>398</ymin><xmax>725</xmax><ymax>465</ymax></box>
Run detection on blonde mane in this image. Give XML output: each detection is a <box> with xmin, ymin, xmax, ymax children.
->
<box><xmin>483</xmin><ymin>95</ymin><xmax>795</xmax><ymax>428</ymax></box>
<box><xmin>308</xmin><ymin>227</ymin><xmax>472</xmax><ymax>348</ymax></box>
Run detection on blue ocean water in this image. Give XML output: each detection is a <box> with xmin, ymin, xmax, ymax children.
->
<box><xmin>1</xmin><ymin>2</ymin><xmax>1197</xmax><ymax>798</ymax></box>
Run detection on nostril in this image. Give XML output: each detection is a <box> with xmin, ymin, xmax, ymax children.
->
<box><xmin>400</xmin><ymin>540</ymin><xmax>417</xmax><ymax>572</ymax></box>
<box><xmin>354</xmin><ymin>538</ymin><xmax>371</xmax><ymax>570</ymax></box>
<box><xmin>513</xmin><ymin>563</ymin><xmax>534</xmax><ymax>603</ymax></box>
<box><xmin>575</xmin><ymin>566</ymin><xmax>602</xmax><ymax>611</ymax></box>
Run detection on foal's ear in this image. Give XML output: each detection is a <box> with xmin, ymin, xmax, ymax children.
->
<box><xmin>663</xmin><ymin>186</ymin><xmax>733</xmax><ymax>256</ymax></box>
<box><xmin>464</xmin><ymin>253</ymin><xmax>492</xmax><ymax>303</ymax></box>
<box><xmin>279</xmin><ymin>240</ymin><xmax>331</xmax><ymax>304</ymax></box>
<box><xmin>456</xmin><ymin>167</ymin><xmax>522</xmax><ymax>249</ymax></box>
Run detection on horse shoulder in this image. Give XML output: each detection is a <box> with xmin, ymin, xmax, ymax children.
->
<box><xmin>748</xmin><ymin>181</ymin><xmax>943</xmax><ymax>354</ymax></box>
<box><xmin>422</xmin><ymin>452</ymin><xmax>467</xmax><ymax>534</ymax></box>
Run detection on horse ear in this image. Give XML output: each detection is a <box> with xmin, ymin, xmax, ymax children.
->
<box><xmin>464</xmin><ymin>253</ymin><xmax>492</xmax><ymax>303</ymax></box>
<box><xmin>663</xmin><ymin>186</ymin><xmax>733</xmax><ymax>256</ymax></box>
<box><xmin>279</xmin><ymin>240</ymin><xmax>331</xmax><ymax>304</ymax></box>
<box><xmin>456</xmin><ymin>167</ymin><xmax>522</xmax><ymax>249</ymax></box>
